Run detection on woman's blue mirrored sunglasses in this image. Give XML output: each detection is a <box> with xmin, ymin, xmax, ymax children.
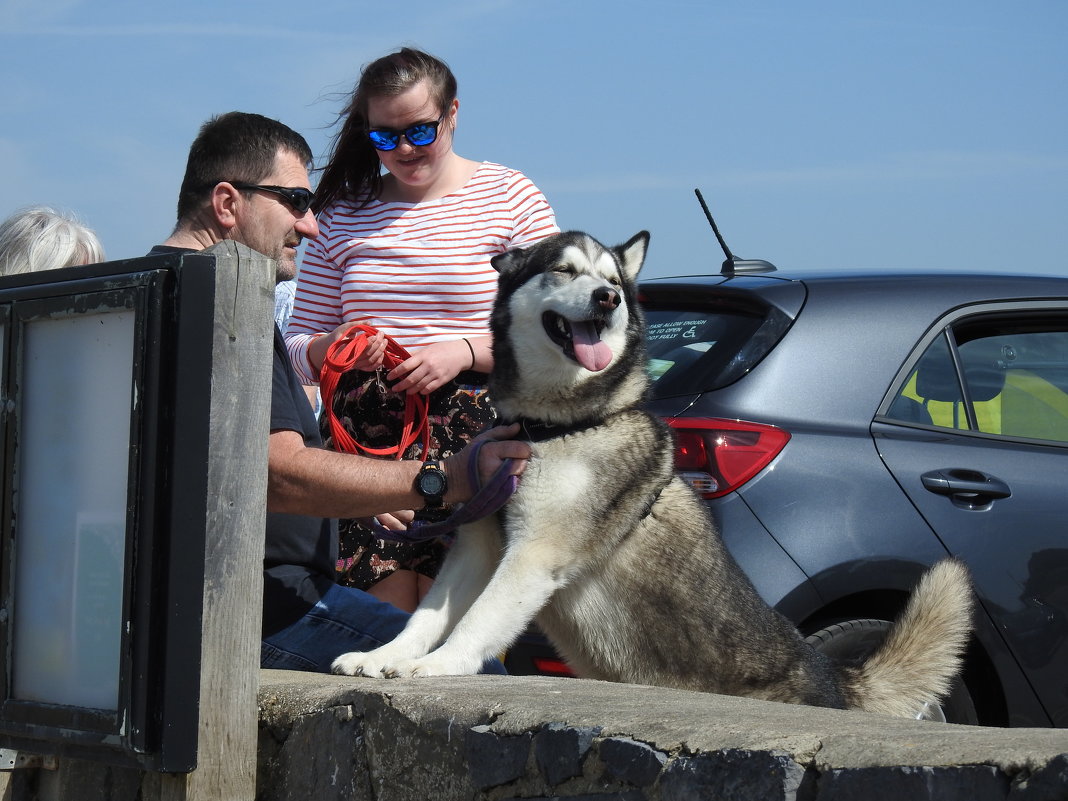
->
<box><xmin>367</xmin><ymin>114</ymin><xmax>445</xmax><ymax>151</ymax></box>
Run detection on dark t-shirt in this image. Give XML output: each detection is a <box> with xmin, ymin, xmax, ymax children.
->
<box><xmin>262</xmin><ymin>325</ymin><xmax>337</xmax><ymax>636</ymax></box>
<box><xmin>148</xmin><ymin>245</ymin><xmax>335</xmax><ymax>637</ymax></box>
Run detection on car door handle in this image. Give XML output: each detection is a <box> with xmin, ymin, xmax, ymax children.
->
<box><xmin>921</xmin><ymin>469</ymin><xmax>1012</xmax><ymax>504</ymax></box>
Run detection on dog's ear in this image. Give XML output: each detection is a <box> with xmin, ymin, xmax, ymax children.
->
<box><xmin>490</xmin><ymin>246</ymin><xmax>528</xmax><ymax>275</ymax></box>
<box><xmin>615</xmin><ymin>231</ymin><xmax>650</xmax><ymax>282</ymax></box>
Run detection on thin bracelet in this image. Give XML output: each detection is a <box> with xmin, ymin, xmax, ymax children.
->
<box><xmin>462</xmin><ymin>338</ymin><xmax>476</xmax><ymax>370</ymax></box>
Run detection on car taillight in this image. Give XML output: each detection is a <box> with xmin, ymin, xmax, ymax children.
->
<box><xmin>532</xmin><ymin>657</ymin><xmax>575</xmax><ymax>677</ymax></box>
<box><xmin>667</xmin><ymin>417</ymin><xmax>790</xmax><ymax>499</ymax></box>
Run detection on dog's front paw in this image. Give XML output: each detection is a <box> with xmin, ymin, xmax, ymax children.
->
<box><xmin>332</xmin><ymin>637</ymin><xmax>432</xmax><ymax>677</ymax></box>
<box><xmin>331</xmin><ymin>650</ymin><xmax>390</xmax><ymax>678</ymax></box>
<box><xmin>382</xmin><ymin>650</ymin><xmax>480</xmax><ymax>678</ymax></box>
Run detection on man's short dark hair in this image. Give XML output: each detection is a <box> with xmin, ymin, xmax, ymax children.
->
<box><xmin>175</xmin><ymin>111</ymin><xmax>314</xmax><ymax>221</ymax></box>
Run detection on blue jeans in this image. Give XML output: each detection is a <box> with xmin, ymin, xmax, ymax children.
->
<box><xmin>260</xmin><ymin>582</ymin><xmax>506</xmax><ymax>674</ymax></box>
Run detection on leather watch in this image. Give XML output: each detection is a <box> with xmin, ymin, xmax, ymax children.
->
<box><xmin>415</xmin><ymin>460</ymin><xmax>448</xmax><ymax>508</ymax></box>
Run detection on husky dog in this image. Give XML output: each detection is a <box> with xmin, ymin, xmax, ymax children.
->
<box><xmin>332</xmin><ymin>231</ymin><xmax>974</xmax><ymax>717</ymax></box>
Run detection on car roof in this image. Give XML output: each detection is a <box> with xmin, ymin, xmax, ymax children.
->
<box><xmin>644</xmin><ymin>266</ymin><xmax>1068</xmax><ymax>292</ymax></box>
<box><xmin>640</xmin><ymin>268</ymin><xmax>1068</xmax><ymax>425</ymax></box>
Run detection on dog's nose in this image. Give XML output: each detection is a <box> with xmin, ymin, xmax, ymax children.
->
<box><xmin>594</xmin><ymin>287</ymin><xmax>621</xmax><ymax>310</ymax></box>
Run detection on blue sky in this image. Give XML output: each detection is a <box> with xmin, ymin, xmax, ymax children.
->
<box><xmin>1</xmin><ymin>1</ymin><xmax>1065</xmax><ymax>279</ymax></box>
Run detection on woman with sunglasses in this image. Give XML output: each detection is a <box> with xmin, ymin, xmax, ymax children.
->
<box><xmin>284</xmin><ymin>47</ymin><xmax>557</xmax><ymax>613</ymax></box>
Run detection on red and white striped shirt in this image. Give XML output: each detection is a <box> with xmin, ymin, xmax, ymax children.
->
<box><xmin>285</xmin><ymin>162</ymin><xmax>558</xmax><ymax>383</ymax></box>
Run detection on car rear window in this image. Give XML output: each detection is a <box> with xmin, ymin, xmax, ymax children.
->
<box><xmin>643</xmin><ymin>305</ymin><xmax>792</xmax><ymax>398</ymax></box>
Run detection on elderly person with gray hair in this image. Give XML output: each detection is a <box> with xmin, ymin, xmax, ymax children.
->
<box><xmin>0</xmin><ymin>206</ymin><xmax>104</xmax><ymax>277</ymax></box>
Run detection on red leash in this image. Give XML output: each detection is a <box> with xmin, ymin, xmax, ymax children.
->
<box><xmin>318</xmin><ymin>324</ymin><xmax>430</xmax><ymax>459</ymax></box>
<box><xmin>320</xmin><ymin>326</ymin><xmax>519</xmax><ymax>542</ymax></box>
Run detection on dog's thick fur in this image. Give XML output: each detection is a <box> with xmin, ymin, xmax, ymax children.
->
<box><xmin>332</xmin><ymin>231</ymin><xmax>974</xmax><ymax>717</ymax></box>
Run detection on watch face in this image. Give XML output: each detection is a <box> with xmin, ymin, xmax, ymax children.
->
<box><xmin>419</xmin><ymin>471</ymin><xmax>447</xmax><ymax>496</ymax></box>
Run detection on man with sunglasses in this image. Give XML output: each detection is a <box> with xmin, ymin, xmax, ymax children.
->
<box><xmin>155</xmin><ymin>111</ymin><xmax>318</xmax><ymax>285</ymax></box>
<box><xmin>151</xmin><ymin>111</ymin><xmax>527</xmax><ymax>673</ymax></box>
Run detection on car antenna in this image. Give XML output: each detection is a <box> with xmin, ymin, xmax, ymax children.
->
<box><xmin>694</xmin><ymin>188</ymin><xmax>776</xmax><ymax>276</ymax></box>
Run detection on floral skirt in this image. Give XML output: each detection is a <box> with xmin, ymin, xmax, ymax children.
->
<box><xmin>320</xmin><ymin>367</ymin><xmax>498</xmax><ymax>590</ymax></box>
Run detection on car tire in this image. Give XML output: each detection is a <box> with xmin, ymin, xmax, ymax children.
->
<box><xmin>804</xmin><ymin>618</ymin><xmax>979</xmax><ymax>724</ymax></box>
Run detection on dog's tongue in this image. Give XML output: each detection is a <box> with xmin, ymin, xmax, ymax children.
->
<box><xmin>571</xmin><ymin>320</ymin><xmax>612</xmax><ymax>372</ymax></box>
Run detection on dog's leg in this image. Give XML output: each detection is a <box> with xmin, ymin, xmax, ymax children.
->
<box><xmin>381</xmin><ymin>534</ymin><xmax>574</xmax><ymax>678</ymax></box>
<box><xmin>377</xmin><ymin>449</ymin><xmax>597</xmax><ymax>678</ymax></box>
<box><xmin>331</xmin><ymin>516</ymin><xmax>501</xmax><ymax>677</ymax></box>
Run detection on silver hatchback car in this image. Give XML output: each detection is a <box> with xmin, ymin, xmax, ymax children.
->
<box><xmin>637</xmin><ymin>266</ymin><xmax>1068</xmax><ymax>726</ymax></box>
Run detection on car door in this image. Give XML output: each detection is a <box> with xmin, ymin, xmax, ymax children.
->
<box><xmin>874</xmin><ymin>307</ymin><xmax>1068</xmax><ymax>726</ymax></box>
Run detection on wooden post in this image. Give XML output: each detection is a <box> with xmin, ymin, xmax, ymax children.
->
<box><xmin>149</xmin><ymin>241</ymin><xmax>273</xmax><ymax>800</ymax></box>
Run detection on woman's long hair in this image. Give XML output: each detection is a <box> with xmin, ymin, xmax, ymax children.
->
<box><xmin>313</xmin><ymin>48</ymin><xmax>458</xmax><ymax>214</ymax></box>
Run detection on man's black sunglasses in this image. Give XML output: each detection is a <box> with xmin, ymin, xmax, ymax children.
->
<box><xmin>230</xmin><ymin>182</ymin><xmax>315</xmax><ymax>214</ymax></box>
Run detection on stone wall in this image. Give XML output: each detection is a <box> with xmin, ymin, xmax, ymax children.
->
<box><xmin>256</xmin><ymin>670</ymin><xmax>1068</xmax><ymax>801</ymax></box>
<box><xmin>3</xmin><ymin>670</ymin><xmax>1066</xmax><ymax>799</ymax></box>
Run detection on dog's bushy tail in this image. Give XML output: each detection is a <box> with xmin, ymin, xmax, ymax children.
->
<box><xmin>842</xmin><ymin>558</ymin><xmax>973</xmax><ymax>718</ymax></box>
